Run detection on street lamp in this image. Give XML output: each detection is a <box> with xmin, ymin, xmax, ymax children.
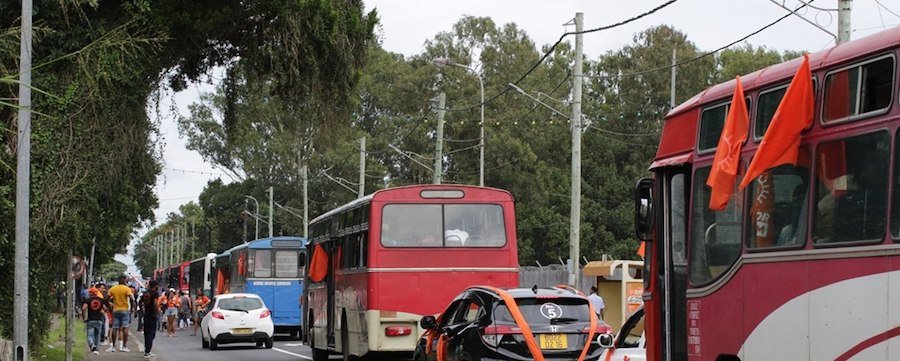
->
<box><xmin>432</xmin><ymin>57</ymin><xmax>485</xmax><ymax>187</ymax></box>
<box><xmin>245</xmin><ymin>195</ymin><xmax>260</xmax><ymax>240</ymax></box>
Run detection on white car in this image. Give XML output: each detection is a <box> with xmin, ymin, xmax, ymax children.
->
<box><xmin>598</xmin><ymin>306</ymin><xmax>645</xmax><ymax>361</ymax></box>
<box><xmin>200</xmin><ymin>293</ymin><xmax>275</xmax><ymax>350</ymax></box>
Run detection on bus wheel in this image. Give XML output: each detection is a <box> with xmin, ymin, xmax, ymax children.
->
<box><xmin>311</xmin><ymin>347</ymin><xmax>329</xmax><ymax>361</ymax></box>
<box><xmin>290</xmin><ymin>330</ymin><xmax>299</xmax><ymax>340</ymax></box>
<box><xmin>341</xmin><ymin>321</ymin><xmax>350</xmax><ymax>361</ymax></box>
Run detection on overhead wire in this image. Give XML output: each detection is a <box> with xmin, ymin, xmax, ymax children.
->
<box><xmin>874</xmin><ymin>0</ymin><xmax>900</xmax><ymax>18</ymax></box>
<box><xmin>444</xmin><ymin>0</ymin><xmax>681</xmax><ymax>112</ymax></box>
<box><xmin>587</xmin><ymin>0</ymin><xmax>812</xmax><ymax>80</ymax></box>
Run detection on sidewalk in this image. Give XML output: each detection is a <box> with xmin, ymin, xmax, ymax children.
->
<box><xmin>83</xmin><ymin>328</ymin><xmax>153</xmax><ymax>361</ymax></box>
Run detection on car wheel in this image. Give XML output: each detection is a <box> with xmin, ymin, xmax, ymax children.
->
<box><xmin>208</xmin><ymin>331</ymin><xmax>218</xmax><ymax>351</ymax></box>
<box><xmin>201</xmin><ymin>333</ymin><xmax>209</xmax><ymax>349</ymax></box>
<box><xmin>265</xmin><ymin>337</ymin><xmax>274</xmax><ymax>349</ymax></box>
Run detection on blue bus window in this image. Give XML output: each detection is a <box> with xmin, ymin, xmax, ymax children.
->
<box><xmin>275</xmin><ymin>250</ymin><xmax>298</xmax><ymax>278</ymax></box>
<box><xmin>254</xmin><ymin>250</ymin><xmax>272</xmax><ymax>278</ymax></box>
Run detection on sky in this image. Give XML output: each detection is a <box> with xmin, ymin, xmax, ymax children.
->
<box><xmin>117</xmin><ymin>0</ymin><xmax>900</xmax><ymax>276</ymax></box>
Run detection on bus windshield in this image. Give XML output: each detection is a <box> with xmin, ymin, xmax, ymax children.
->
<box><xmin>381</xmin><ymin>204</ymin><xmax>506</xmax><ymax>248</ymax></box>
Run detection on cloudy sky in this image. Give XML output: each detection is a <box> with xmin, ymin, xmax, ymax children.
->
<box><xmin>118</xmin><ymin>0</ymin><xmax>900</xmax><ymax>275</ymax></box>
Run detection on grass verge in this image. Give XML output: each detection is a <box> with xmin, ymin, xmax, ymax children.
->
<box><xmin>35</xmin><ymin>314</ymin><xmax>85</xmax><ymax>361</ymax></box>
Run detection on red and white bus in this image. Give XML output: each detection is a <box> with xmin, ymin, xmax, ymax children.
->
<box><xmin>637</xmin><ymin>27</ymin><xmax>900</xmax><ymax>361</ymax></box>
<box><xmin>303</xmin><ymin>185</ymin><xmax>519</xmax><ymax>360</ymax></box>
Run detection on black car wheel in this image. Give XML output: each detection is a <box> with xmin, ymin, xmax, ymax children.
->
<box><xmin>265</xmin><ymin>337</ymin><xmax>274</xmax><ymax>349</ymax></box>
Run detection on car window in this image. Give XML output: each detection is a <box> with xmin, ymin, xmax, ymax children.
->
<box><xmin>217</xmin><ymin>297</ymin><xmax>263</xmax><ymax>311</ymax></box>
<box><xmin>493</xmin><ymin>297</ymin><xmax>590</xmax><ymax>324</ymax></box>
<box><xmin>616</xmin><ymin>309</ymin><xmax>646</xmax><ymax>348</ymax></box>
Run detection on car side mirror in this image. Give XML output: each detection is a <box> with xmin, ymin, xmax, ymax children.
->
<box><xmin>597</xmin><ymin>333</ymin><xmax>615</xmax><ymax>348</ymax></box>
<box><xmin>634</xmin><ymin>178</ymin><xmax>655</xmax><ymax>241</ymax></box>
<box><xmin>420</xmin><ymin>315</ymin><xmax>437</xmax><ymax>330</ymax></box>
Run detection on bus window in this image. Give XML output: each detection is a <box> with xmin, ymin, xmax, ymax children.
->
<box><xmin>382</xmin><ymin>204</ymin><xmax>443</xmax><ymax>247</ymax></box>
<box><xmin>755</xmin><ymin>85</ymin><xmax>788</xmax><ymax>139</ymax></box>
<box><xmin>275</xmin><ymin>250</ymin><xmax>298</xmax><ymax>278</ymax></box>
<box><xmin>745</xmin><ymin>162</ymin><xmax>810</xmax><ymax>249</ymax></box>
<box><xmin>671</xmin><ymin>173</ymin><xmax>687</xmax><ymax>267</ymax></box>
<box><xmin>814</xmin><ymin>131</ymin><xmax>889</xmax><ymax>244</ymax></box>
<box><xmin>254</xmin><ymin>250</ymin><xmax>272</xmax><ymax>278</ymax></box>
<box><xmin>444</xmin><ymin>204</ymin><xmax>506</xmax><ymax>247</ymax></box>
<box><xmin>697</xmin><ymin>103</ymin><xmax>729</xmax><ymax>152</ymax></box>
<box><xmin>690</xmin><ymin>167</ymin><xmax>742</xmax><ymax>285</ymax></box>
<box><xmin>823</xmin><ymin>56</ymin><xmax>894</xmax><ymax>123</ymax></box>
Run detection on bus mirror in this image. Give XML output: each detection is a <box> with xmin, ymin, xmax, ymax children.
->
<box><xmin>420</xmin><ymin>315</ymin><xmax>437</xmax><ymax>330</ymax></box>
<box><xmin>597</xmin><ymin>333</ymin><xmax>615</xmax><ymax>348</ymax></box>
<box><xmin>635</xmin><ymin>178</ymin><xmax>654</xmax><ymax>241</ymax></box>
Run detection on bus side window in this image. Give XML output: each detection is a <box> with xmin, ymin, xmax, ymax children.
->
<box><xmin>690</xmin><ymin>167</ymin><xmax>742</xmax><ymax>286</ymax></box>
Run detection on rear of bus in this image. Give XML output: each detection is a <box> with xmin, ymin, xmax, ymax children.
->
<box><xmin>244</xmin><ymin>237</ymin><xmax>305</xmax><ymax>336</ymax></box>
<box><xmin>366</xmin><ymin>185</ymin><xmax>519</xmax><ymax>352</ymax></box>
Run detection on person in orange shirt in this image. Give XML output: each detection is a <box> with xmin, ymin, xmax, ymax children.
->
<box><xmin>162</xmin><ymin>289</ymin><xmax>181</xmax><ymax>337</ymax></box>
<box><xmin>191</xmin><ymin>289</ymin><xmax>210</xmax><ymax>336</ymax></box>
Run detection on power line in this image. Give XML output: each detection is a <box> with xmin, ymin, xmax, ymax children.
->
<box><xmin>586</xmin><ymin>124</ymin><xmax>659</xmax><ymax>137</ymax></box>
<box><xmin>587</xmin><ymin>1</ymin><xmax>811</xmax><ymax>81</ymax></box>
<box><xmin>874</xmin><ymin>0</ymin><xmax>900</xmax><ymax>18</ymax></box>
<box><xmin>445</xmin><ymin>0</ymin><xmax>680</xmax><ymax>113</ymax></box>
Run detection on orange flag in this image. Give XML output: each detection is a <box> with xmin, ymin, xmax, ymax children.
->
<box><xmin>308</xmin><ymin>243</ymin><xmax>328</xmax><ymax>282</ymax></box>
<box><xmin>706</xmin><ymin>76</ymin><xmax>749</xmax><ymax>210</ymax></box>
<box><xmin>740</xmin><ymin>54</ymin><xmax>814</xmax><ymax>189</ymax></box>
<box><xmin>636</xmin><ymin>241</ymin><xmax>646</xmax><ymax>259</ymax></box>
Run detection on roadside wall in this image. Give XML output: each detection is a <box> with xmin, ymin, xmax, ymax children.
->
<box><xmin>518</xmin><ymin>265</ymin><xmax>594</xmax><ymax>294</ymax></box>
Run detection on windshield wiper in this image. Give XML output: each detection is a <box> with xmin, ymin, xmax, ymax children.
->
<box><xmin>549</xmin><ymin>317</ymin><xmax>579</xmax><ymax>324</ymax></box>
<box><xmin>222</xmin><ymin>308</ymin><xmax>249</xmax><ymax>313</ymax></box>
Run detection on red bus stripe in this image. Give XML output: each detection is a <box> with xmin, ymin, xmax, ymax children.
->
<box><xmin>834</xmin><ymin>326</ymin><xmax>900</xmax><ymax>361</ymax></box>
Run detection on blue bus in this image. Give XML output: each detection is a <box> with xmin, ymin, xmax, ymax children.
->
<box><xmin>227</xmin><ymin>236</ymin><xmax>307</xmax><ymax>337</ymax></box>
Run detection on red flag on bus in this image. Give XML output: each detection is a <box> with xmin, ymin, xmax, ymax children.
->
<box><xmin>740</xmin><ymin>54</ymin><xmax>814</xmax><ymax>189</ymax></box>
<box><xmin>309</xmin><ymin>243</ymin><xmax>328</xmax><ymax>282</ymax></box>
<box><xmin>706</xmin><ymin>76</ymin><xmax>749</xmax><ymax>210</ymax></box>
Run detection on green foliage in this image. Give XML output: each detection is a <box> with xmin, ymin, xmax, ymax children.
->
<box><xmin>96</xmin><ymin>261</ymin><xmax>128</xmax><ymax>282</ymax></box>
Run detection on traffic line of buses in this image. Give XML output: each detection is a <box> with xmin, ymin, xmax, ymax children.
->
<box><xmin>150</xmin><ymin>184</ymin><xmax>519</xmax><ymax>359</ymax></box>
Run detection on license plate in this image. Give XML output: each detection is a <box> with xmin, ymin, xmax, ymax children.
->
<box><xmin>539</xmin><ymin>333</ymin><xmax>567</xmax><ymax>349</ymax></box>
<box><xmin>232</xmin><ymin>328</ymin><xmax>253</xmax><ymax>335</ymax></box>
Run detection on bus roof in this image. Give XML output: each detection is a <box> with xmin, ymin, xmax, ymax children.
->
<box><xmin>223</xmin><ymin>236</ymin><xmax>308</xmax><ymax>252</ymax></box>
<box><xmin>310</xmin><ymin>184</ymin><xmax>514</xmax><ymax>224</ymax></box>
<box><xmin>656</xmin><ymin>26</ymin><xmax>900</xmax><ymax>163</ymax></box>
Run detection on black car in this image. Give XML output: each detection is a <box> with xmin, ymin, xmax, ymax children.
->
<box><xmin>414</xmin><ymin>286</ymin><xmax>612</xmax><ymax>361</ymax></box>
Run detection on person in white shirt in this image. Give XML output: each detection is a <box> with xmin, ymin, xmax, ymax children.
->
<box><xmin>587</xmin><ymin>286</ymin><xmax>605</xmax><ymax>320</ymax></box>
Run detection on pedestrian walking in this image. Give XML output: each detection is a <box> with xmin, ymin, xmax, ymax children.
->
<box><xmin>108</xmin><ymin>275</ymin><xmax>135</xmax><ymax>352</ymax></box>
<box><xmin>141</xmin><ymin>280</ymin><xmax>161</xmax><ymax>358</ymax></box>
<box><xmin>178</xmin><ymin>291</ymin><xmax>192</xmax><ymax>329</ymax></box>
<box><xmin>81</xmin><ymin>287</ymin><xmax>109</xmax><ymax>355</ymax></box>
<box><xmin>588</xmin><ymin>286</ymin><xmax>606</xmax><ymax>321</ymax></box>
<box><xmin>191</xmin><ymin>289</ymin><xmax>210</xmax><ymax>336</ymax></box>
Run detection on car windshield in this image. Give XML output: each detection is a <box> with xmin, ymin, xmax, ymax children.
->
<box><xmin>217</xmin><ymin>297</ymin><xmax>263</xmax><ymax>311</ymax></box>
<box><xmin>493</xmin><ymin>297</ymin><xmax>591</xmax><ymax>324</ymax></box>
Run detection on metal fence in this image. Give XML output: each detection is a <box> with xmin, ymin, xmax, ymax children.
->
<box><xmin>518</xmin><ymin>265</ymin><xmax>594</xmax><ymax>294</ymax></box>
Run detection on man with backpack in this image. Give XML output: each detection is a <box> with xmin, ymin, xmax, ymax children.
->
<box><xmin>82</xmin><ymin>286</ymin><xmax>109</xmax><ymax>355</ymax></box>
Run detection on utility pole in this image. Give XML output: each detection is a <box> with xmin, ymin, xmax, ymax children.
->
<box><xmin>359</xmin><ymin>137</ymin><xmax>366</xmax><ymax>198</ymax></box>
<box><xmin>837</xmin><ymin>0</ymin><xmax>852</xmax><ymax>44</ymax></box>
<box><xmin>14</xmin><ymin>0</ymin><xmax>33</xmax><ymax>359</ymax></box>
<box><xmin>65</xmin><ymin>250</ymin><xmax>73</xmax><ymax>361</ymax></box>
<box><xmin>568</xmin><ymin>12</ymin><xmax>584</xmax><ymax>289</ymax></box>
<box><xmin>434</xmin><ymin>92</ymin><xmax>446</xmax><ymax>184</ymax></box>
<box><xmin>302</xmin><ymin>165</ymin><xmax>309</xmax><ymax>239</ymax></box>
<box><xmin>88</xmin><ymin>238</ymin><xmax>96</xmax><ymax>282</ymax></box>
<box><xmin>670</xmin><ymin>49</ymin><xmax>678</xmax><ymax>109</ymax></box>
<box><xmin>243</xmin><ymin>199</ymin><xmax>248</xmax><ymax>243</ymax></box>
<box><xmin>268</xmin><ymin>187</ymin><xmax>274</xmax><ymax>238</ymax></box>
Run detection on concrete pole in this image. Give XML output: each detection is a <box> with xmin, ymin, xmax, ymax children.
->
<box><xmin>568</xmin><ymin>12</ymin><xmax>583</xmax><ymax>289</ymax></box>
<box><xmin>13</xmin><ymin>0</ymin><xmax>33</xmax><ymax>359</ymax></box>
<box><xmin>434</xmin><ymin>92</ymin><xmax>446</xmax><ymax>184</ymax></box>
<box><xmin>359</xmin><ymin>137</ymin><xmax>366</xmax><ymax>198</ymax></box>
<box><xmin>65</xmin><ymin>250</ymin><xmax>73</xmax><ymax>361</ymax></box>
<box><xmin>87</xmin><ymin>238</ymin><xmax>96</xmax><ymax>282</ymax></box>
<box><xmin>837</xmin><ymin>0</ymin><xmax>852</xmax><ymax>44</ymax></box>
<box><xmin>243</xmin><ymin>200</ymin><xmax>248</xmax><ymax>243</ymax></box>
<box><xmin>302</xmin><ymin>165</ymin><xmax>309</xmax><ymax>239</ymax></box>
<box><xmin>268</xmin><ymin>187</ymin><xmax>274</xmax><ymax>238</ymax></box>
<box><xmin>478</xmin><ymin>76</ymin><xmax>485</xmax><ymax>187</ymax></box>
<box><xmin>670</xmin><ymin>48</ymin><xmax>677</xmax><ymax>109</ymax></box>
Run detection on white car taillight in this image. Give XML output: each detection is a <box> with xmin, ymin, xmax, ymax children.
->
<box><xmin>480</xmin><ymin>324</ymin><xmax>521</xmax><ymax>347</ymax></box>
<box><xmin>211</xmin><ymin>311</ymin><xmax>225</xmax><ymax>320</ymax></box>
<box><xmin>260</xmin><ymin>309</ymin><xmax>270</xmax><ymax>318</ymax></box>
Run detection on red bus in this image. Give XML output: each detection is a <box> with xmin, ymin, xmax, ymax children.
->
<box><xmin>304</xmin><ymin>185</ymin><xmax>519</xmax><ymax>360</ymax></box>
<box><xmin>637</xmin><ymin>27</ymin><xmax>900</xmax><ymax>361</ymax></box>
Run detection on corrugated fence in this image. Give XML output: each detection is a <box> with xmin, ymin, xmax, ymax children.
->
<box><xmin>518</xmin><ymin>265</ymin><xmax>594</xmax><ymax>294</ymax></box>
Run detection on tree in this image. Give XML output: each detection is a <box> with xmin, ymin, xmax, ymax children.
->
<box><xmin>97</xmin><ymin>261</ymin><xmax>128</xmax><ymax>283</ymax></box>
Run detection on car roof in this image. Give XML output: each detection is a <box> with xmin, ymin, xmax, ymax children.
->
<box><xmin>213</xmin><ymin>293</ymin><xmax>262</xmax><ymax>300</ymax></box>
<box><xmin>467</xmin><ymin>286</ymin><xmax>588</xmax><ymax>300</ymax></box>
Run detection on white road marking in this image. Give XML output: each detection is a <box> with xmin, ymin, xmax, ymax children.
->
<box><xmin>283</xmin><ymin>343</ymin><xmax>303</xmax><ymax>347</ymax></box>
<box><xmin>273</xmin><ymin>347</ymin><xmax>313</xmax><ymax>360</ymax></box>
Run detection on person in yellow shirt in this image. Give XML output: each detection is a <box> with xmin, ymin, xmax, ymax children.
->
<box><xmin>106</xmin><ymin>276</ymin><xmax>134</xmax><ymax>352</ymax></box>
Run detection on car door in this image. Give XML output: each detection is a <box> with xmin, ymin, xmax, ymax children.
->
<box><xmin>442</xmin><ymin>293</ymin><xmax>487</xmax><ymax>361</ymax></box>
<box><xmin>425</xmin><ymin>299</ymin><xmax>466</xmax><ymax>361</ymax></box>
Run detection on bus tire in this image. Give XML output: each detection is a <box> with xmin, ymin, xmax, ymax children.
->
<box><xmin>312</xmin><ymin>347</ymin><xmax>330</xmax><ymax>361</ymax></box>
<box><xmin>290</xmin><ymin>330</ymin><xmax>300</xmax><ymax>340</ymax></box>
<box><xmin>341</xmin><ymin>312</ymin><xmax>351</xmax><ymax>361</ymax></box>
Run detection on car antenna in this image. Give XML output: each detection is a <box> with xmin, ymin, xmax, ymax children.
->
<box><xmin>531</xmin><ymin>285</ymin><xmax>538</xmax><ymax>294</ymax></box>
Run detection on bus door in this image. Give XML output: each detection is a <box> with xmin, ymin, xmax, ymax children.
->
<box><xmin>661</xmin><ymin>168</ymin><xmax>688</xmax><ymax>361</ymax></box>
<box><xmin>326</xmin><ymin>240</ymin><xmax>337</xmax><ymax>347</ymax></box>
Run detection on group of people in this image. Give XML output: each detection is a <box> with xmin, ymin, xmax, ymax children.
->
<box><xmin>81</xmin><ymin>276</ymin><xmax>211</xmax><ymax>358</ymax></box>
